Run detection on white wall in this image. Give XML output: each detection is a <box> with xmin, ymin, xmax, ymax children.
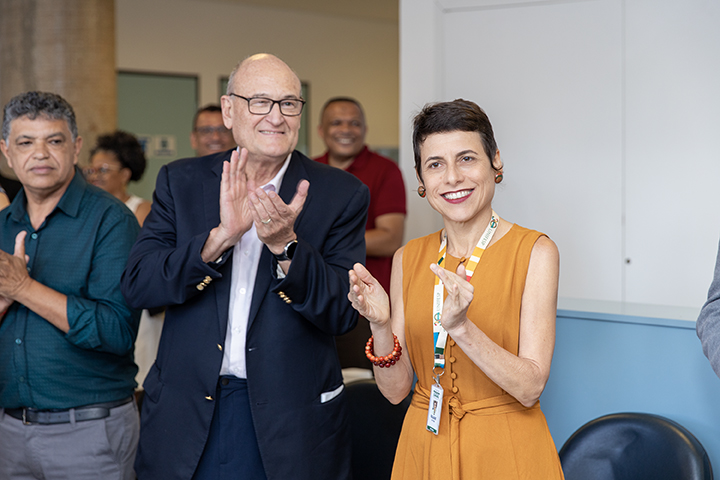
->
<box><xmin>401</xmin><ymin>0</ymin><xmax>720</xmax><ymax>308</ymax></box>
<box><xmin>115</xmin><ymin>0</ymin><xmax>399</xmax><ymax>158</ymax></box>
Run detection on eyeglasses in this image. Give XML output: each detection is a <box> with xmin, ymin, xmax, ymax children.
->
<box><xmin>82</xmin><ymin>165</ymin><xmax>122</xmax><ymax>177</ymax></box>
<box><xmin>194</xmin><ymin>125</ymin><xmax>231</xmax><ymax>137</ymax></box>
<box><xmin>229</xmin><ymin>93</ymin><xmax>305</xmax><ymax>117</ymax></box>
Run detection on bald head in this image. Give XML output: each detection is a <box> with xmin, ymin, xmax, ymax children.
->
<box><xmin>227</xmin><ymin>54</ymin><xmax>301</xmax><ymax>98</ymax></box>
<box><xmin>221</xmin><ymin>53</ymin><xmax>304</xmax><ymax>165</ymax></box>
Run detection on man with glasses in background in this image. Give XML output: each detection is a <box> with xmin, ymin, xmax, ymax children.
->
<box><xmin>122</xmin><ymin>53</ymin><xmax>368</xmax><ymax>480</ymax></box>
<box><xmin>190</xmin><ymin>104</ymin><xmax>236</xmax><ymax>157</ymax></box>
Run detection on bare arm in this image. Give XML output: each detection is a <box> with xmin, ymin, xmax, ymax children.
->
<box><xmin>134</xmin><ymin>200</ymin><xmax>152</xmax><ymax>227</ymax></box>
<box><xmin>436</xmin><ymin>236</ymin><xmax>560</xmax><ymax>407</ymax></box>
<box><xmin>365</xmin><ymin>213</ymin><xmax>405</xmax><ymax>257</ymax></box>
<box><xmin>348</xmin><ymin>247</ymin><xmax>414</xmax><ymax>404</ymax></box>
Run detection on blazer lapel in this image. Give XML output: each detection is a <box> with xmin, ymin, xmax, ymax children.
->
<box><xmin>246</xmin><ymin>152</ymin><xmax>310</xmax><ymax>331</ymax></box>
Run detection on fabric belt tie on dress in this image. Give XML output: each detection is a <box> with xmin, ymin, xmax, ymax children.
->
<box><xmin>412</xmin><ymin>386</ymin><xmax>539</xmax><ymax>480</ymax></box>
<box><xmin>4</xmin><ymin>396</ymin><xmax>133</xmax><ymax>425</ymax></box>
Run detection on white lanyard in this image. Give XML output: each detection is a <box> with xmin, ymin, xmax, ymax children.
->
<box><xmin>432</xmin><ymin>211</ymin><xmax>498</xmax><ymax>375</ymax></box>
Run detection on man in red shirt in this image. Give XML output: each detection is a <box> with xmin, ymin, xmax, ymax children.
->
<box><xmin>315</xmin><ymin>97</ymin><xmax>406</xmax><ymax>368</ymax></box>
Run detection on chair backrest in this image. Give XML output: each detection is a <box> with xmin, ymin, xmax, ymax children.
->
<box><xmin>559</xmin><ymin>412</ymin><xmax>713</xmax><ymax>480</ymax></box>
<box><xmin>344</xmin><ymin>378</ymin><xmax>412</xmax><ymax>480</ymax></box>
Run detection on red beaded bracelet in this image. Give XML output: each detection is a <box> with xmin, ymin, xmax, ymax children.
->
<box><xmin>365</xmin><ymin>334</ymin><xmax>402</xmax><ymax>368</ymax></box>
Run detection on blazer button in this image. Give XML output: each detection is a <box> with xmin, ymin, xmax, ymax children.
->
<box><xmin>217</xmin><ymin>344</ymin><xmax>223</xmax><ymax>351</ymax></box>
<box><xmin>197</xmin><ymin>276</ymin><xmax>213</xmax><ymax>291</ymax></box>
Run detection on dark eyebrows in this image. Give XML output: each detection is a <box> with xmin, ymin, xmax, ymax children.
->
<box><xmin>424</xmin><ymin>149</ymin><xmax>480</xmax><ymax>163</ymax></box>
<box><xmin>16</xmin><ymin>131</ymin><xmax>67</xmax><ymax>141</ymax></box>
<box><xmin>456</xmin><ymin>149</ymin><xmax>479</xmax><ymax>157</ymax></box>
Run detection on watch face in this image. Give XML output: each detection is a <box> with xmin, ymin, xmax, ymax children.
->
<box><xmin>286</xmin><ymin>240</ymin><xmax>298</xmax><ymax>260</ymax></box>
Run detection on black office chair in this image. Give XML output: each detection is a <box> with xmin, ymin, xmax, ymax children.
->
<box><xmin>344</xmin><ymin>378</ymin><xmax>412</xmax><ymax>480</ymax></box>
<box><xmin>559</xmin><ymin>412</ymin><xmax>713</xmax><ymax>480</ymax></box>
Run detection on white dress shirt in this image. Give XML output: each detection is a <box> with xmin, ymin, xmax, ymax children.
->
<box><xmin>219</xmin><ymin>153</ymin><xmax>292</xmax><ymax>378</ymax></box>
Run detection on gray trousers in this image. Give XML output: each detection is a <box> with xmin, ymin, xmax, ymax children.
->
<box><xmin>0</xmin><ymin>400</ymin><xmax>139</xmax><ymax>480</ymax></box>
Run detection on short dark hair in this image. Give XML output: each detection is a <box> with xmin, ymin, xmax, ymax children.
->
<box><xmin>412</xmin><ymin>99</ymin><xmax>499</xmax><ymax>182</ymax></box>
<box><xmin>193</xmin><ymin>104</ymin><xmax>223</xmax><ymax>130</ymax></box>
<box><xmin>319</xmin><ymin>97</ymin><xmax>365</xmax><ymax>124</ymax></box>
<box><xmin>90</xmin><ymin>130</ymin><xmax>147</xmax><ymax>182</ymax></box>
<box><xmin>2</xmin><ymin>91</ymin><xmax>78</xmax><ymax>142</ymax></box>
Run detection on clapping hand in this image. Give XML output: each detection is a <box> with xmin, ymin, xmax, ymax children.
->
<box><xmin>430</xmin><ymin>262</ymin><xmax>474</xmax><ymax>332</ymax></box>
<box><xmin>247</xmin><ymin>177</ymin><xmax>309</xmax><ymax>254</ymax></box>
<box><xmin>0</xmin><ymin>231</ymin><xmax>31</xmax><ymax>313</ymax></box>
<box><xmin>348</xmin><ymin>263</ymin><xmax>390</xmax><ymax>326</ymax></box>
<box><xmin>216</xmin><ymin>148</ymin><xmax>254</xmax><ymax>246</ymax></box>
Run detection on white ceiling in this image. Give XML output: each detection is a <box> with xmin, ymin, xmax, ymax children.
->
<box><xmin>193</xmin><ymin>0</ymin><xmax>398</xmax><ymax>23</ymax></box>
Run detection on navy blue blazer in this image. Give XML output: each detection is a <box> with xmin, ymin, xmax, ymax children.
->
<box><xmin>121</xmin><ymin>149</ymin><xmax>369</xmax><ymax>480</ymax></box>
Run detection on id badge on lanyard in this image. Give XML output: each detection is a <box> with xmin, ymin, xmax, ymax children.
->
<box><xmin>426</xmin><ymin>211</ymin><xmax>498</xmax><ymax>435</ymax></box>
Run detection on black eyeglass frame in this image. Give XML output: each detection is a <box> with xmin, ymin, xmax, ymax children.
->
<box><xmin>228</xmin><ymin>93</ymin><xmax>306</xmax><ymax>117</ymax></box>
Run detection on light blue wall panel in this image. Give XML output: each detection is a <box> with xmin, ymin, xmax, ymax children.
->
<box><xmin>541</xmin><ymin>308</ymin><xmax>720</xmax><ymax>470</ymax></box>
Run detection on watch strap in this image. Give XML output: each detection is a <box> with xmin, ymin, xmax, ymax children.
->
<box><xmin>273</xmin><ymin>239</ymin><xmax>298</xmax><ymax>262</ymax></box>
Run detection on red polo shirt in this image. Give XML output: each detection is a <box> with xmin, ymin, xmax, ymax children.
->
<box><xmin>314</xmin><ymin>146</ymin><xmax>406</xmax><ymax>292</ymax></box>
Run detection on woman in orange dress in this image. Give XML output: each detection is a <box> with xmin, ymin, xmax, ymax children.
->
<box><xmin>348</xmin><ymin>99</ymin><xmax>565</xmax><ymax>479</ymax></box>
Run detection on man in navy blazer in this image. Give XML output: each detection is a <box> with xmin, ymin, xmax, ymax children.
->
<box><xmin>121</xmin><ymin>54</ymin><xmax>369</xmax><ymax>480</ymax></box>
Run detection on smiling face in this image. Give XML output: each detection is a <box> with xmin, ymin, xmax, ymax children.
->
<box><xmin>221</xmin><ymin>55</ymin><xmax>302</xmax><ymax>164</ymax></box>
<box><xmin>0</xmin><ymin>115</ymin><xmax>81</xmax><ymax>202</ymax></box>
<box><xmin>191</xmin><ymin>111</ymin><xmax>235</xmax><ymax>156</ymax></box>
<box><xmin>318</xmin><ymin>101</ymin><xmax>366</xmax><ymax>165</ymax></box>
<box><xmin>419</xmin><ymin>130</ymin><xmax>502</xmax><ymax>224</ymax></box>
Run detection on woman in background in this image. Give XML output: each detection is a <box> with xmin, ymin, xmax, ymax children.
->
<box><xmin>86</xmin><ymin>131</ymin><xmax>151</xmax><ymax>225</ymax></box>
<box><xmin>349</xmin><ymin>99</ymin><xmax>564</xmax><ymax>479</ymax></box>
<box><xmin>86</xmin><ymin>131</ymin><xmax>159</xmax><ymax>389</ymax></box>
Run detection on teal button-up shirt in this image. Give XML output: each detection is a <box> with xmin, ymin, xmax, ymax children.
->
<box><xmin>0</xmin><ymin>170</ymin><xmax>141</xmax><ymax>409</ymax></box>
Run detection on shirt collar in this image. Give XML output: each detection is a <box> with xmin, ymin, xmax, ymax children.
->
<box><xmin>234</xmin><ymin>146</ymin><xmax>291</xmax><ymax>193</ymax></box>
<box><xmin>264</xmin><ymin>152</ymin><xmax>292</xmax><ymax>193</ymax></box>
<box><xmin>345</xmin><ymin>145</ymin><xmax>370</xmax><ymax>173</ymax></box>
<box><xmin>8</xmin><ymin>168</ymin><xmax>87</xmax><ymax>223</ymax></box>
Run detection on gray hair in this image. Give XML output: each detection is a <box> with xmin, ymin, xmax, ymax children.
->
<box><xmin>227</xmin><ymin>64</ymin><xmax>240</xmax><ymax>96</ymax></box>
<box><xmin>2</xmin><ymin>91</ymin><xmax>78</xmax><ymax>142</ymax></box>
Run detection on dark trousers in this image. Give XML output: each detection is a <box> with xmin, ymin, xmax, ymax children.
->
<box><xmin>192</xmin><ymin>376</ymin><xmax>267</xmax><ymax>480</ymax></box>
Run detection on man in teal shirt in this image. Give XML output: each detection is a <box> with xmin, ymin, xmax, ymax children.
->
<box><xmin>0</xmin><ymin>91</ymin><xmax>141</xmax><ymax>479</ymax></box>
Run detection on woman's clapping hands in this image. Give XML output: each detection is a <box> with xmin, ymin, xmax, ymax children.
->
<box><xmin>348</xmin><ymin>263</ymin><xmax>390</xmax><ymax>326</ymax></box>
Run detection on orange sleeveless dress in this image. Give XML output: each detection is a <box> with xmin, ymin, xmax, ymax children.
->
<box><xmin>393</xmin><ymin>225</ymin><xmax>565</xmax><ymax>480</ymax></box>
